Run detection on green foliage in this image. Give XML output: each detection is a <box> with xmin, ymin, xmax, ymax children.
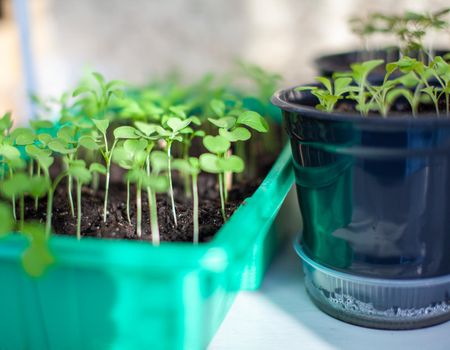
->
<box><xmin>0</xmin><ymin>66</ymin><xmax>275</xmax><ymax>249</ymax></box>
<box><xmin>297</xmin><ymin>77</ymin><xmax>356</xmax><ymax>112</ymax></box>
<box><xmin>349</xmin><ymin>7</ymin><xmax>450</xmax><ymax>57</ymax></box>
<box><xmin>305</xmin><ymin>55</ymin><xmax>450</xmax><ymax>117</ymax></box>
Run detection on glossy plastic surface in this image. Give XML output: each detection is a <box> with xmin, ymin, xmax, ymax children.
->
<box><xmin>272</xmin><ymin>87</ymin><xmax>450</xmax><ymax>279</ymax></box>
<box><xmin>295</xmin><ymin>240</ymin><xmax>450</xmax><ymax>330</ymax></box>
<box><xmin>0</xmin><ymin>145</ymin><xmax>294</xmax><ymax>350</ymax></box>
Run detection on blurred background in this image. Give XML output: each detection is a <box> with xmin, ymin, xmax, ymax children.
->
<box><xmin>1</xmin><ymin>0</ymin><xmax>449</xmax><ymax>123</ymax></box>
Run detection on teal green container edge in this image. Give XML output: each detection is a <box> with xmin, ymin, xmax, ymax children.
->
<box><xmin>0</xmin><ymin>144</ymin><xmax>294</xmax><ymax>350</ymax></box>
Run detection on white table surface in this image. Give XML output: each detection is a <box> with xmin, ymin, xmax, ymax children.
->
<box><xmin>209</xmin><ymin>241</ymin><xmax>450</xmax><ymax>350</ymax></box>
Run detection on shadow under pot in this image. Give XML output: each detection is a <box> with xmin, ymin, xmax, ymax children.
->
<box><xmin>271</xmin><ymin>86</ymin><xmax>450</xmax><ymax>330</ymax></box>
<box><xmin>314</xmin><ymin>47</ymin><xmax>449</xmax><ymax>83</ymax></box>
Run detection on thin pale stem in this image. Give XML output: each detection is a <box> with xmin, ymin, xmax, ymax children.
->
<box><xmin>136</xmin><ymin>184</ymin><xmax>142</xmax><ymax>238</ymax></box>
<box><xmin>192</xmin><ymin>174</ymin><xmax>199</xmax><ymax>244</ymax></box>
<box><xmin>150</xmin><ymin>188</ymin><xmax>160</xmax><ymax>246</ymax></box>
<box><xmin>103</xmin><ymin>139</ymin><xmax>117</xmax><ymax>222</ymax></box>
<box><xmin>126</xmin><ymin>179</ymin><xmax>131</xmax><ymax>224</ymax></box>
<box><xmin>183</xmin><ymin>142</ymin><xmax>192</xmax><ymax>198</ymax></box>
<box><xmin>218</xmin><ymin>173</ymin><xmax>226</xmax><ymax>222</ymax></box>
<box><xmin>76</xmin><ymin>181</ymin><xmax>82</xmax><ymax>240</ymax></box>
<box><xmin>68</xmin><ymin>175</ymin><xmax>75</xmax><ymax>217</ymax></box>
<box><xmin>167</xmin><ymin>142</ymin><xmax>177</xmax><ymax>227</ymax></box>
<box><xmin>45</xmin><ymin>170</ymin><xmax>68</xmax><ymax>238</ymax></box>
<box><xmin>103</xmin><ymin>171</ymin><xmax>110</xmax><ymax>222</ymax></box>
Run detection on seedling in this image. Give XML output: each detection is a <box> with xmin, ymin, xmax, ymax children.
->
<box><xmin>173</xmin><ymin>157</ymin><xmax>201</xmax><ymax>243</ymax></box>
<box><xmin>72</xmin><ymin>72</ymin><xmax>125</xmax><ymax>119</ymax></box>
<box><xmin>296</xmin><ymin>77</ymin><xmax>356</xmax><ymax>112</ymax></box>
<box><xmin>145</xmin><ymin>151</ymin><xmax>169</xmax><ymax>245</ymax></box>
<box><xmin>48</xmin><ymin>125</ymin><xmax>78</xmax><ymax>216</ymax></box>
<box><xmin>68</xmin><ymin>160</ymin><xmax>93</xmax><ymax>239</ymax></box>
<box><xmin>200</xmin><ymin>135</ymin><xmax>244</xmax><ymax>221</ymax></box>
<box><xmin>158</xmin><ymin>116</ymin><xmax>193</xmax><ymax>227</ymax></box>
<box><xmin>24</xmin><ymin>143</ymin><xmax>59</xmax><ymax>236</ymax></box>
<box><xmin>114</xmin><ymin>138</ymin><xmax>149</xmax><ymax>237</ymax></box>
<box><xmin>430</xmin><ymin>56</ymin><xmax>450</xmax><ymax>115</ymax></box>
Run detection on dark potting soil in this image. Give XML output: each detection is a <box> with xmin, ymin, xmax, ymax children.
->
<box><xmin>334</xmin><ymin>98</ymin><xmax>448</xmax><ymax>116</ymax></box>
<box><xmin>23</xmin><ymin>157</ymin><xmax>275</xmax><ymax>243</ymax></box>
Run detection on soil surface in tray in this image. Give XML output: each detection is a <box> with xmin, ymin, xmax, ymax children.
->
<box><xmin>23</xmin><ymin>157</ymin><xmax>275</xmax><ymax>243</ymax></box>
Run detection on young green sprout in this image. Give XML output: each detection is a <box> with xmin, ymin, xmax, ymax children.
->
<box><xmin>114</xmin><ymin>138</ymin><xmax>149</xmax><ymax>237</ymax></box>
<box><xmin>296</xmin><ymin>77</ymin><xmax>356</xmax><ymax>112</ymax></box>
<box><xmin>173</xmin><ymin>157</ymin><xmax>201</xmax><ymax>243</ymax></box>
<box><xmin>159</xmin><ymin>116</ymin><xmax>193</xmax><ymax>227</ymax></box>
<box><xmin>47</xmin><ymin>125</ymin><xmax>79</xmax><ymax>217</ymax></box>
<box><xmin>200</xmin><ymin>135</ymin><xmax>244</xmax><ymax>221</ymax></box>
<box><xmin>430</xmin><ymin>56</ymin><xmax>450</xmax><ymax>115</ymax></box>
<box><xmin>386</xmin><ymin>57</ymin><xmax>432</xmax><ymax>117</ymax></box>
<box><xmin>348</xmin><ymin>59</ymin><xmax>385</xmax><ymax>116</ymax></box>
<box><xmin>67</xmin><ymin>160</ymin><xmax>92</xmax><ymax>239</ymax></box>
<box><xmin>72</xmin><ymin>72</ymin><xmax>125</xmax><ymax>119</ymax></box>
<box><xmin>146</xmin><ymin>151</ymin><xmax>169</xmax><ymax>245</ymax></box>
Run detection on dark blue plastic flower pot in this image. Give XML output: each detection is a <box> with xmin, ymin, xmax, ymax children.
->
<box><xmin>272</xmin><ymin>86</ymin><xmax>450</xmax><ymax>329</ymax></box>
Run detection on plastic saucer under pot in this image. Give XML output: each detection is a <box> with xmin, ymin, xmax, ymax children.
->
<box><xmin>294</xmin><ymin>238</ymin><xmax>450</xmax><ymax>330</ymax></box>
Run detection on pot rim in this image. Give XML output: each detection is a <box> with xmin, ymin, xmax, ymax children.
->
<box><xmin>271</xmin><ymin>85</ymin><xmax>450</xmax><ymax>127</ymax></box>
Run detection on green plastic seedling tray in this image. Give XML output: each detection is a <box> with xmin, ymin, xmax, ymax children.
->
<box><xmin>0</xmin><ymin>144</ymin><xmax>293</xmax><ymax>350</ymax></box>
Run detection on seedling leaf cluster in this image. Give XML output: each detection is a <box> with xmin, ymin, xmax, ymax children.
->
<box><xmin>0</xmin><ymin>67</ymin><xmax>278</xmax><ymax>259</ymax></box>
<box><xmin>299</xmin><ymin>55</ymin><xmax>450</xmax><ymax>117</ymax></box>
